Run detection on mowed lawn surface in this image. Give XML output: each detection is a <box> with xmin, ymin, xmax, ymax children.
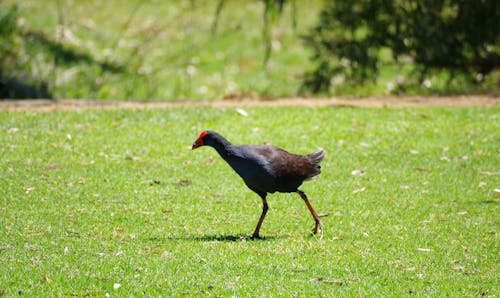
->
<box><xmin>1</xmin><ymin>106</ymin><xmax>498</xmax><ymax>296</ymax></box>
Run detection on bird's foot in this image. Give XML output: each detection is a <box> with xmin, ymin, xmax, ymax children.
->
<box><xmin>251</xmin><ymin>233</ymin><xmax>263</xmax><ymax>240</ymax></box>
<box><xmin>312</xmin><ymin>221</ymin><xmax>324</xmax><ymax>240</ymax></box>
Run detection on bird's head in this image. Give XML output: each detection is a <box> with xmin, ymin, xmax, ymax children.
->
<box><xmin>192</xmin><ymin>130</ymin><xmax>208</xmax><ymax>149</ymax></box>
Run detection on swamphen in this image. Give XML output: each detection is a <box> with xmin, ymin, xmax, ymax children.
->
<box><xmin>192</xmin><ymin>130</ymin><xmax>325</xmax><ymax>238</ymax></box>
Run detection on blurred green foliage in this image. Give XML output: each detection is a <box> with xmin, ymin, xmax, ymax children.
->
<box><xmin>0</xmin><ymin>0</ymin><xmax>314</xmax><ymax>100</ymax></box>
<box><xmin>302</xmin><ymin>0</ymin><xmax>500</xmax><ymax>94</ymax></box>
<box><xmin>0</xmin><ymin>1</ymin><xmax>498</xmax><ymax>99</ymax></box>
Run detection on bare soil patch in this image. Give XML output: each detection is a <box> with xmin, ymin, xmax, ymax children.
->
<box><xmin>1</xmin><ymin>95</ymin><xmax>498</xmax><ymax>111</ymax></box>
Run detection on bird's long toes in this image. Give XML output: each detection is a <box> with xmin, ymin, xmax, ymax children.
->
<box><xmin>311</xmin><ymin>222</ymin><xmax>324</xmax><ymax>239</ymax></box>
<box><xmin>318</xmin><ymin>225</ymin><xmax>324</xmax><ymax>240</ymax></box>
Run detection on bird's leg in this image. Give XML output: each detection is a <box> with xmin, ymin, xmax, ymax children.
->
<box><xmin>297</xmin><ymin>190</ymin><xmax>323</xmax><ymax>239</ymax></box>
<box><xmin>252</xmin><ymin>194</ymin><xmax>268</xmax><ymax>239</ymax></box>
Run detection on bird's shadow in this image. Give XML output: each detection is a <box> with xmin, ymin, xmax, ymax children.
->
<box><xmin>193</xmin><ymin>234</ymin><xmax>277</xmax><ymax>242</ymax></box>
<box><xmin>150</xmin><ymin>234</ymin><xmax>277</xmax><ymax>243</ymax></box>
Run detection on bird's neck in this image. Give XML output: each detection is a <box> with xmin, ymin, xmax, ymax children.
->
<box><xmin>208</xmin><ymin>134</ymin><xmax>234</xmax><ymax>159</ymax></box>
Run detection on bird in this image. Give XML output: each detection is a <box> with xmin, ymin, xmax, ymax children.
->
<box><xmin>192</xmin><ymin>130</ymin><xmax>325</xmax><ymax>239</ymax></box>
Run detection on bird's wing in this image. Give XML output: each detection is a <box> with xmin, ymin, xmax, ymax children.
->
<box><xmin>222</xmin><ymin>145</ymin><xmax>276</xmax><ymax>191</ymax></box>
<box><xmin>250</xmin><ymin>145</ymin><xmax>319</xmax><ymax>182</ymax></box>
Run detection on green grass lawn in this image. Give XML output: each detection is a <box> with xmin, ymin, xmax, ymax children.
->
<box><xmin>1</xmin><ymin>106</ymin><xmax>499</xmax><ymax>296</ymax></box>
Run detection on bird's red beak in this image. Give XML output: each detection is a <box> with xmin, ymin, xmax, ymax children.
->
<box><xmin>192</xmin><ymin>139</ymin><xmax>203</xmax><ymax>149</ymax></box>
<box><xmin>192</xmin><ymin>131</ymin><xmax>207</xmax><ymax>150</ymax></box>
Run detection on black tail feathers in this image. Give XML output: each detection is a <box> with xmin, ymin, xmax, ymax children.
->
<box><xmin>308</xmin><ymin>149</ymin><xmax>325</xmax><ymax>167</ymax></box>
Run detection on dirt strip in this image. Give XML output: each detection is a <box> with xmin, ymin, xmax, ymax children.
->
<box><xmin>0</xmin><ymin>95</ymin><xmax>498</xmax><ymax>111</ymax></box>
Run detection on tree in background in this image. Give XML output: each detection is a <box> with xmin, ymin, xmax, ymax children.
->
<box><xmin>211</xmin><ymin>0</ymin><xmax>295</xmax><ymax>66</ymax></box>
<box><xmin>302</xmin><ymin>0</ymin><xmax>500</xmax><ymax>94</ymax></box>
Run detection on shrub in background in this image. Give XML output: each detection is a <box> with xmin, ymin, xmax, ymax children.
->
<box><xmin>302</xmin><ymin>0</ymin><xmax>500</xmax><ymax>94</ymax></box>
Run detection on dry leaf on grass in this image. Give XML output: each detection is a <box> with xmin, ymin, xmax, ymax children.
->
<box><xmin>453</xmin><ymin>266</ymin><xmax>466</xmax><ymax>271</ymax></box>
<box><xmin>353</xmin><ymin>187</ymin><xmax>366</xmax><ymax>194</ymax></box>
<box><xmin>479</xmin><ymin>171</ymin><xmax>500</xmax><ymax>176</ymax></box>
<box><xmin>24</xmin><ymin>186</ymin><xmax>35</xmax><ymax>193</ymax></box>
<box><xmin>178</xmin><ymin>179</ymin><xmax>192</xmax><ymax>186</ymax></box>
<box><xmin>236</xmin><ymin>108</ymin><xmax>248</xmax><ymax>116</ymax></box>
<box><xmin>310</xmin><ymin>277</ymin><xmax>344</xmax><ymax>285</ymax></box>
<box><xmin>351</xmin><ymin>169</ymin><xmax>365</xmax><ymax>176</ymax></box>
<box><xmin>44</xmin><ymin>163</ymin><xmax>59</xmax><ymax>170</ymax></box>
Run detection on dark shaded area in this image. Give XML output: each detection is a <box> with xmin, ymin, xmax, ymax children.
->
<box><xmin>0</xmin><ymin>71</ymin><xmax>52</xmax><ymax>99</ymax></box>
<box><xmin>25</xmin><ymin>30</ymin><xmax>125</xmax><ymax>73</ymax></box>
